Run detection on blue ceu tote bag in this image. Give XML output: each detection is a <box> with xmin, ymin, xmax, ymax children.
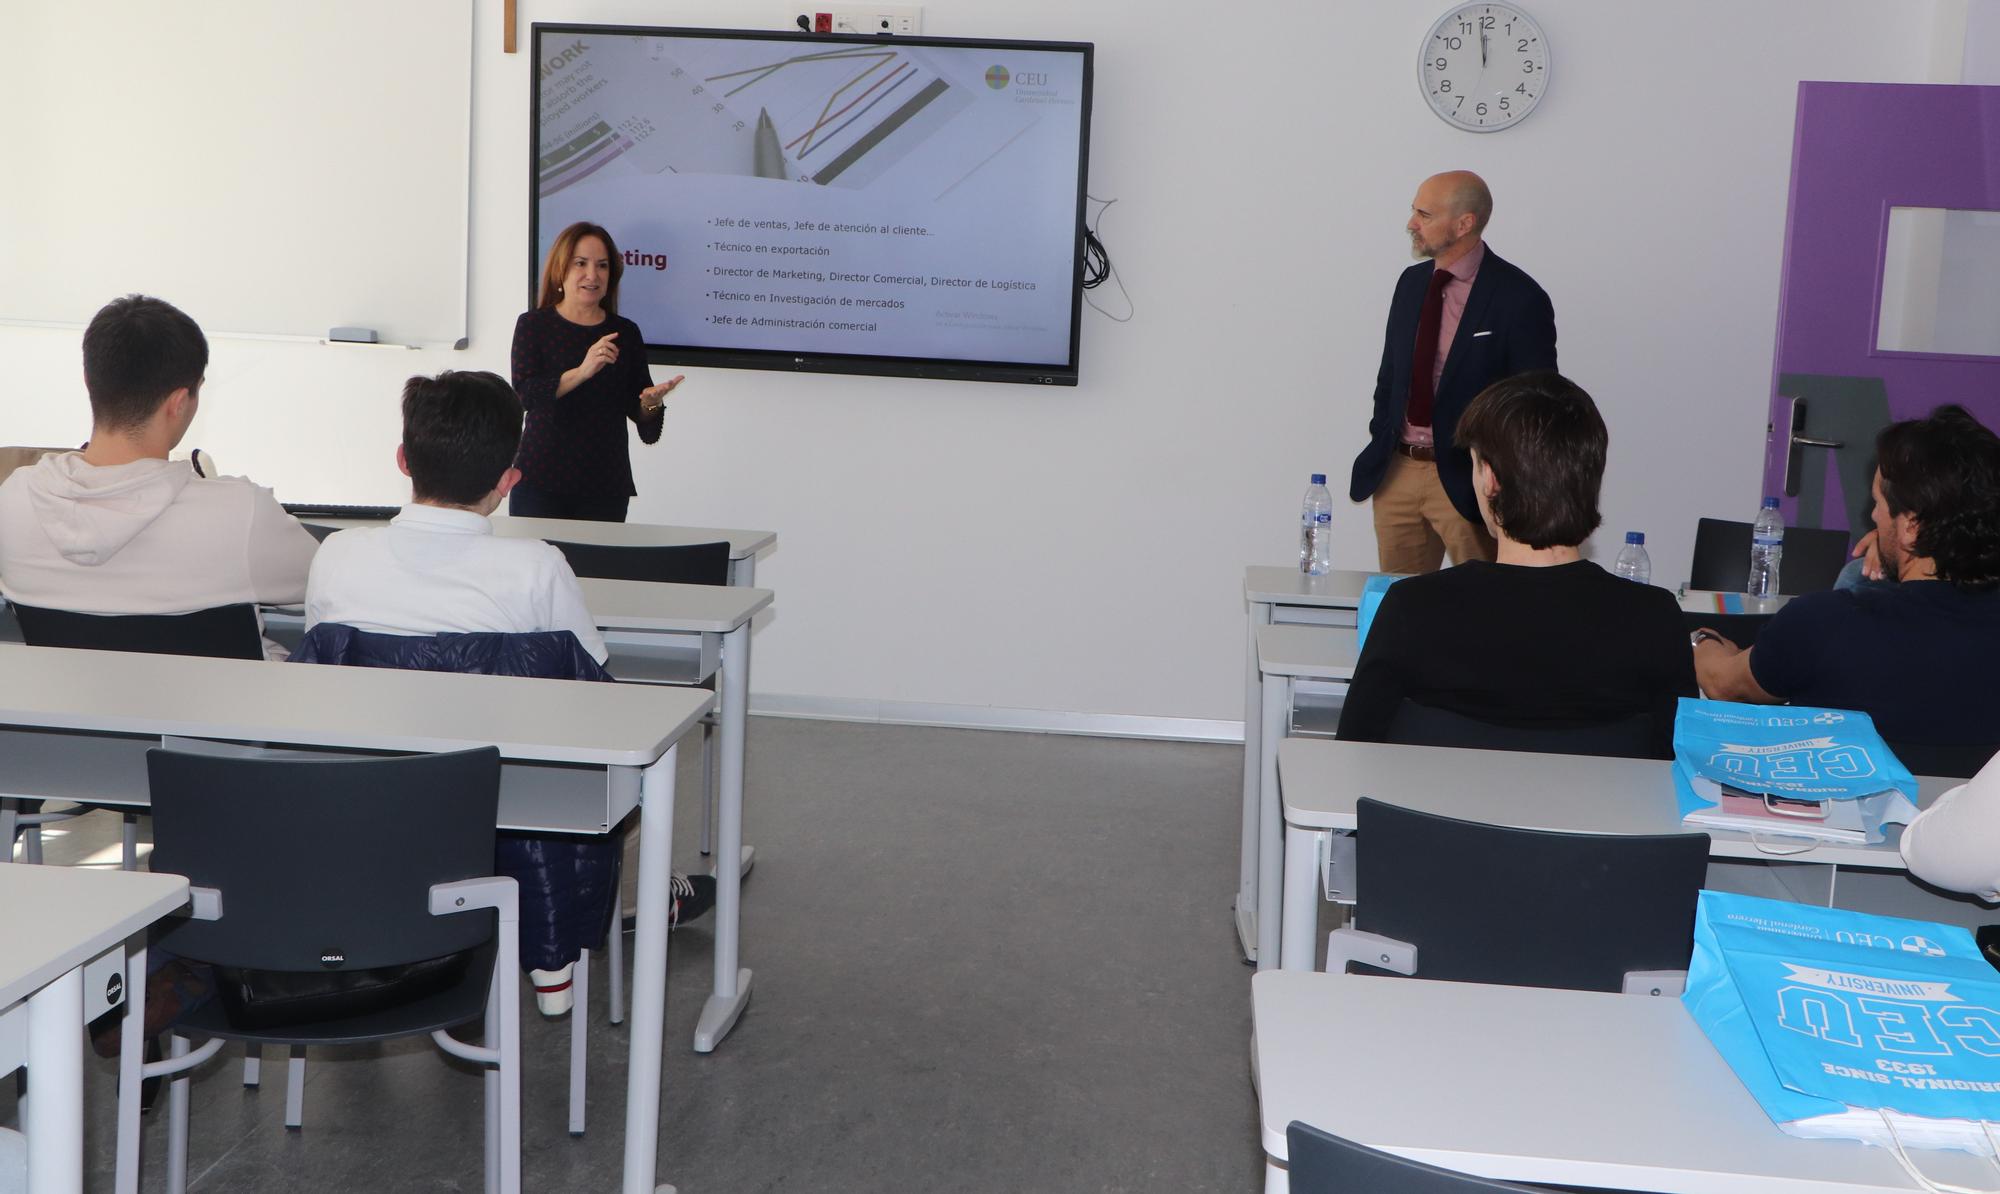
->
<box><xmin>1354</xmin><ymin>575</ymin><xmax>1402</xmax><ymax>649</ymax></box>
<box><xmin>1672</xmin><ymin>698</ymin><xmax>1919</xmax><ymax>844</ymax></box>
<box><xmin>1685</xmin><ymin>891</ymin><xmax>2000</xmax><ymax>1187</ymax></box>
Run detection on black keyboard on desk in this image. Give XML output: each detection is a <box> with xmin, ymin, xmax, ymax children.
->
<box><xmin>282</xmin><ymin>502</ymin><xmax>401</xmax><ymax>520</ymax></box>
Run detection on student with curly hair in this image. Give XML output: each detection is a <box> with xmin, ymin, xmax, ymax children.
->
<box><xmin>1695</xmin><ymin>404</ymin><xmax>2000</xmax><ymax>772</ymax></box>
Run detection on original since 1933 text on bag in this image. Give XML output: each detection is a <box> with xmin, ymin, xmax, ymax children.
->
<box><xmin>1685</xmin><ymin>890</ymin><xmax>2000</xmax><ymax>1190</ymax></box>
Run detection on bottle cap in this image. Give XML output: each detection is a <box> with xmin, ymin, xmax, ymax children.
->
<box><xmin>1310</xmin><ymin>473</ymin><xmax>1326</xmax><ymax>485</ymax></box>
<box><xmin>1625</xmin><ymin>531</ymin><xmax>1644</xmax><ymax>544</ymax></box>
<box><xmin>1762</xmin><ymin>496</ymin><xmax>1780</xmax><ymax>508</ymax></box>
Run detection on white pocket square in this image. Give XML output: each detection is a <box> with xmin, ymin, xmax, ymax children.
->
<box><xmin>1472</xmin><ymin>330</ymin><xmax>1493</xmax><ymax>338</ymax></box>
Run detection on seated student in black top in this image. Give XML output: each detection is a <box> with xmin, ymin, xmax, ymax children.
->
<box><xmin>1336</xmin><ymin>371</ymin><xmax>1697</xmax><ymax>758</ymax></box>
<box><xmin>1695</xmin><ymin>405</ymin><xmax>2000</xmax><ymax>774</ymax></box>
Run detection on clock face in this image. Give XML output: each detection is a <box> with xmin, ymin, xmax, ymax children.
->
<box><xmin>1419</xmin><ymin>3</ymin><xmax>1549</xmax><ymax>132</ymax></box>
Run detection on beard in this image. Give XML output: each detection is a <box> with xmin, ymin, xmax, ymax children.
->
<box><xmin>1410</xmin><ymin>229</ymin><xmax>1459</xmax><ymax>260</ymax></box>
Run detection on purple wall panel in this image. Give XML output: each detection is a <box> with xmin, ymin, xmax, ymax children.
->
<box><xmin>1765</xmin><ymin>82</ymin><xmax>2000</xmax><ymax>530</ymax></box>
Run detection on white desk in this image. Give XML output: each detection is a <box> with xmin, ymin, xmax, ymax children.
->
<box><xmin>261</xmin><ymin>576</ymin><xmax>773</xmax><ymax>1055</ymax></box>
<box><xmin>0</xmin><ymin>643</ymin><xmax>710</xmax><ymax>1194</ymax></box>
<box><xmin>1253</xmin><ymin>969</ymin><xmax>1989</xmax><ymax>1193</ymax></box>
<box><xmin>301</xmin><ymin>515</ymin><xmax>776</xmax><ymax>587</ymax></box>
<box><xmin>1275</xmin><ymin>738</ymin><xmax>1958</xmax><ymax>971</ymax></box>
<box><xmin>1237</xmin><ymin>566</ymin><xmax>1380</xmax><ymax>965</ymax></box>
<box><xmin>0</xmin><ymin>866</ymin><xmax>187</xmax><ymax>1194</ymax></box>
<box><xmin>1243</xmin><ymin>624</ymin><xmax>1358</xmax><ymax>971</ymax></box>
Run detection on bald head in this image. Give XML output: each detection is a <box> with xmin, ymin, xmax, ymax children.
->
<box><xmin>1407</xmin><ymin>171</ymin><xmax>1493</xmax><ymax>266</ymax></box>
<box><xmin>1429</xmin><ymin>171</ymin><xmax>1492</xmax><ymax>233</ymax></box>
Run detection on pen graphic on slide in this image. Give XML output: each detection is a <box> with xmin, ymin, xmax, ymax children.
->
<box><xmin>753</xmin><ymin>108</ymin><xmax>786</xmax><ymax>180</ymax></box>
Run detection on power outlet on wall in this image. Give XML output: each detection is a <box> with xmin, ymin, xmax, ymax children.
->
<box><xmin>789</xmin><ymin>4</ymin><xmax>924</xmax><ymax>36</ymax></box>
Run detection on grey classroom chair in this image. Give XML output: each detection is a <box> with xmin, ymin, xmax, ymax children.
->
<box><xmin>1325</xmin><ymin>798</ymin><xmax>1709</xmax><ymax>994</ymax></box>
<box><xmin>5</xmin><ymin>601</ymin><xmax>263</xmax><ymax>869</ymax></box>
<box><xmin>131</xmin><ymin>746</ymin><xmax>520</xmax><ymax>1194</ymax></box>
<box><xmin>291</xmin><ymin>623</ymin><xmax>622</xmax><ymax>1137</ymax></box>
<box><xmin>1286</xmin><ymin>1121</ymin><xmax>1542</xmax><ymax>1192</ymax></box>
<box><xmin>544</xmin><ymin>538</ymin><xmax>734</xmax><ymax>858</ymax></box>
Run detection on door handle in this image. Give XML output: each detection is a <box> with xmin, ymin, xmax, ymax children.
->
<box><xmin>1781</xmin><ymin>396</ymin><xmax>1842</xmax><ymax>497</ymax></box>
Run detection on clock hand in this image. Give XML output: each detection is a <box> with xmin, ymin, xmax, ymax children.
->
<box><xmin>1479</xmin><ymin>30</ymin><xmax>1487</xmax><ymax>67</ymax></box>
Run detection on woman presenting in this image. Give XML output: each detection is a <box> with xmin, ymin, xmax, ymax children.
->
<box><xmin>510</xmin><ymin>221</ymin><xmax>684</xmax><ymax>522</ymax></box>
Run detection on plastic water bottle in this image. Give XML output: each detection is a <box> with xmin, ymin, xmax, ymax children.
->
<box><xmin>1748</xmin><ymin>497</ymin><xmax>1785</xmax><ymax>598</ymax></box>
<box><xmin>1299</xmin><ymin>473</ymin><xmax>1333</xmax><ymax>576</ymax></box>
<box><xmin>1612</xmin><ymin>532</ymin><xmax>1651</xmax><ymax>584</ymax></box>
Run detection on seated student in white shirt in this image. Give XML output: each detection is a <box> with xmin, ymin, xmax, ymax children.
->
<box><xmin>304</xmin><ymin>370</ymin><xmax>608</xmax><ymax>661</ymax></box>
<box><xmin>305</xmin><ymin>369</ymin><xmax>712</xmax><ymax>1014</ymax></box>
<box><xmin>0</xmin><ymin>294</ymin><xmax>319</xmax><ymax>659</ymax></box>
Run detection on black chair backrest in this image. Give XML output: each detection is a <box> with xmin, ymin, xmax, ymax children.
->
<box><xmin>1386</xmin><ymin>699</ymin><xmax>1657</xmax><ymax>760</ymax></box>
<box><xmin>1286</xmin><ymin>1122</ymin><xmax>1540</xmax><ymax>1193</ymax></box>
<box><xmin>546</xmin><ymin>539</ymin><xmax>730</xmax><ymax>586</ymax></box>
<box><xmin>1888</xmin><ymin>740</ymin><xmax>1999</xmax><ymax>781</ymax></box>
<box><xmin>1353</xmin><ymin>797</ymin><xmax>1709</xmax><ymax>992</ymax></box>
<box><xmin>1689</xmin><ymin>517</ymin><xmax>1852</xmax><ymax>595</ymax></box>
<box><xmin>148</xmin><ymin>747</ymin><xmax>502</xmax><ymax>971</ymax></box>
<box><xmin>13</xmin><ymin>602</ymin><xmax>264</xmax><ymax>660</ymax></box>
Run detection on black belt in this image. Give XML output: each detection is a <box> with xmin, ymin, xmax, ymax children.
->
<box><xmin>1394</xmin><ymin>441</ymin><xmax>1436</xmax><ymax>461</ymax></box>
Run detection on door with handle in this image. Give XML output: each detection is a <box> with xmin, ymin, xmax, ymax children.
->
<box><xmin>1765</xmin><ymin>83</ymin><xmax>2000</xmax><ymax>536</ymax></box>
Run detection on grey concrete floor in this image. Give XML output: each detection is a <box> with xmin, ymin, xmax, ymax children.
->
<box><xmin>5</xmin><ymin>717</ymin><xmax>1262</xmax><ymax>1192</ymax></box>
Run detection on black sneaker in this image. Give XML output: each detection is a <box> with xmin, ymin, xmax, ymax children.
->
<box><xmin>623</xmin><ymin>873</ymin><xmax>717</xmax><ymax>933</ymax></box>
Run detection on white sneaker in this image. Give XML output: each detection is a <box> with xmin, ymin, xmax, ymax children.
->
<box><xmin>530</xmin><ymin>964</ymin><xmax>574</xmax><ymax>1016</ymax></box>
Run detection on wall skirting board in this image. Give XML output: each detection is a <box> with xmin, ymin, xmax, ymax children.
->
<box><xmin>750</xmin><ymin>693</ymin><xmax>1243</xmax><ymax>744</ymax></box>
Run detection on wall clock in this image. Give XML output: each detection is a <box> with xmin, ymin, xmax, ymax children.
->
<box><xmin>1419</xmin><ymin>3</ymin><xmax>1549</xmax><ymax>132</ymax></box>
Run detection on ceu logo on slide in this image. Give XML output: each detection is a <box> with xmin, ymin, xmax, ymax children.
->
<box><xmin>985</xmin><ymin>65</ymin><xmax>1010</xmax><ymax>89</ymax></box>
<box><xmin>1901</xmin><ymin>935</ymin><xmax>1946</xmax><ymax>957</ymax></box>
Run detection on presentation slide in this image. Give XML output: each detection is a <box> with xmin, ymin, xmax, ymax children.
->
<box><xmin>535</xmin><ymin>30</ymin><xmax>1089</xmax><ymax>372</ymax></box>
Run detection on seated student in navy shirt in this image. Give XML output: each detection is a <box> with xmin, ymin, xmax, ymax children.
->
<box><xmin>1695</xmin><ymin>405</ymin><xmax>2000</xmax><ymax>774</ymax></box>
<box><xmin>1336</xmin><ymin>371</ymin><xmax>1697</xmax><ymax>758</ymax></box>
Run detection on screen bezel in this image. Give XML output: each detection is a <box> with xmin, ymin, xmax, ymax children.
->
<box><xmin>528</xmin><ymin>23</ymin><xmax>1093</xmax><ymax>386</ymax></box>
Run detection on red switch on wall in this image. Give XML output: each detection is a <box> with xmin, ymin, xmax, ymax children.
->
<box><xmin>813</xmin><ymin>12</ymin><xmax>833</xmax><ymax>32</ymax></box>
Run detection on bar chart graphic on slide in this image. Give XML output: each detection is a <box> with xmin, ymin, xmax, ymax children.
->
<box><xmin>538</xmin><ymin>36</ymin><xmax>1032</xmax><ymax>197</ymax></box>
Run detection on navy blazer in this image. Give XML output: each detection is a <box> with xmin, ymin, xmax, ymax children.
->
<box><xmin>1348</xmin><ymin>246</ymin><xmax>1557</xmax><ymax>524</ymax></box>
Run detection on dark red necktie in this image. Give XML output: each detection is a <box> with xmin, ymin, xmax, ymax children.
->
<box><xmin>1406</xmin><ymin>267</ymin><xmax>1454</xmax><ymax>428</ymax></box>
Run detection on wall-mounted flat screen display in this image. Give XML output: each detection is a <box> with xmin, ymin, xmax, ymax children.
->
<box><xmin>532</xmin><ymin>25</ymin><xmax>1094</xmax><ymax>385</ymax></box>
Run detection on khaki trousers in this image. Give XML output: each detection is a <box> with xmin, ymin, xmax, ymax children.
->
<box><xmin>1371</xmin><ymin>453</ymin><xmax>1496</xmax><ymax>573</ymax></box>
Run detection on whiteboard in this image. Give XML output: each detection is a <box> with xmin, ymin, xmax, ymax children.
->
<box><xmin>0</xmin><ymin>0</ymin><xmax>472</xmax><ymax>347</ymax></box>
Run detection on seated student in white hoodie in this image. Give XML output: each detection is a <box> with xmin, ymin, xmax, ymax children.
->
<box><xmin>0</xmin><ymin>294</ymin><xmax>318</xmax><ymax>659</ymax></box>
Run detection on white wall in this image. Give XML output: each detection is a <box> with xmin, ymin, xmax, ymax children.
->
<box><xmin>0</xmin><ymin>0</ymin><xmax>1963</xmax><ymax>732</ymax></box>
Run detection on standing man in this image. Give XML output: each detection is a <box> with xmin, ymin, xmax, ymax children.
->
<box><xmin>1350</xmin><ymin>171</ymin><xmax>1557</xmax><ymax>572</ymax></box>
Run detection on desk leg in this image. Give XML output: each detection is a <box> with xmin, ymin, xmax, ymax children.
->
<box><xmin>1281</xmin><ymin>826</ymin><xmax>1322</xmax><ymax>971</ymax></box>
<box><xmin>727</xmin><ymin>556</ymin><xmax>757</xmax><ymax>587</ymax></box>
<box><xmin>1264</xmin><ymin>1157</ymin><xmax>1289</xmax><ymax>1194</ymax></box>
<box><xmin>695</xmin><ymin>624</ymin><xmax>754</xmax><ymax>1054</ymax></box>
<box><xmin>1255</xmin><ymin>671</ymin><xmax>1288</xmax><ymax>971</ymax></box>
<box><xmin>1238</xmin><ymin>602</ymin><xmax>1272</xmax><ymax>962</ymax></box>
<box><xmin>623</xmin><ymin>748</ymin><xmax>679</xmax><ymax>1194</ymax></box>
<box><xmin>1770</xmin><ymin>860</ymin><xmax>1839</xmax><ymax>908</ymax></box>
<box><xmin>24</xmin><ymin>965</ymin><xmax>84</xmax><ymax>1194</ymax></box>
<box><xmin>115</xmin><ymin>943</ymin><xmax>146</xmax><ymax>1194</ymax></box>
